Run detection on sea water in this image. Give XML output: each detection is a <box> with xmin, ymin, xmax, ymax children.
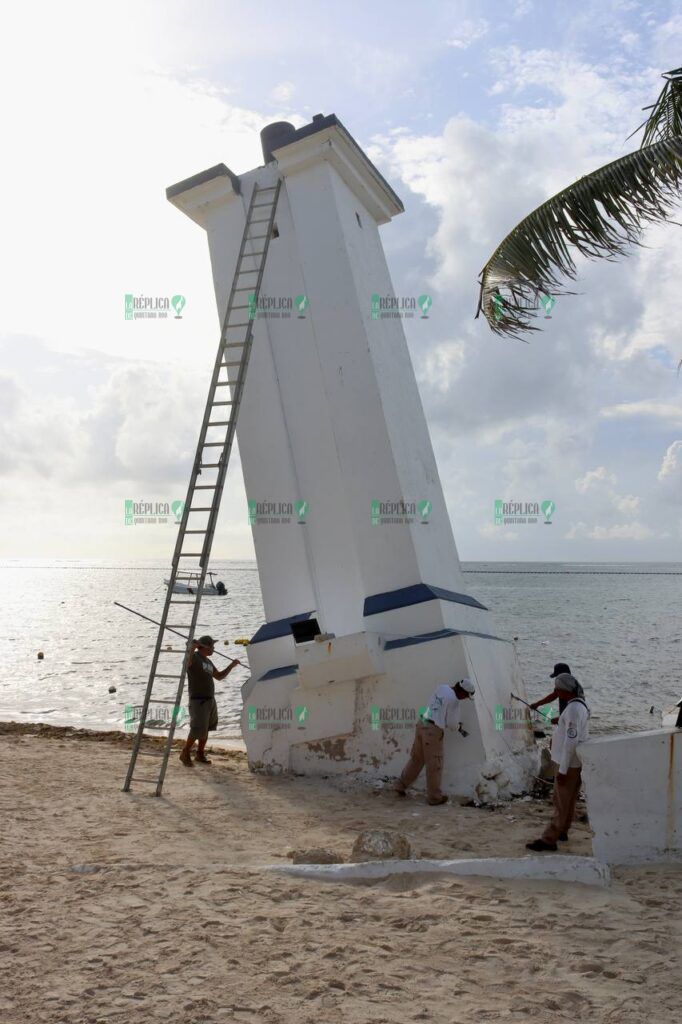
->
<box><xmin>1</xmin><ymin>559</ymin><xmax>680</xmax><ymax>740</ymax></box>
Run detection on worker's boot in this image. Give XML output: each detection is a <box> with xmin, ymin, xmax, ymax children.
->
<box><xmin>427</xmin><ymin>795</ymin><xmax>448</xmax><ymax>806</ymax></box>
<box><xmin>179</xmin><ymin>748</ymin><xmax>194</xmax><ymax>767</ymax></box>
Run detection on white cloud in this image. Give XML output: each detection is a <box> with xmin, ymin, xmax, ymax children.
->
<box><xmin>566</xmin><ymin>521</ymin><xmax>656</xmax><ymax>540</ymax></box>
<box><xmin>447</xmin><ymin>19</ymin><xmax>489</xmax><ymax>49</ymax></box>
<box><xmin>271</xmin><ymin>81</ymin><xmax>295</xmax><ymax>103</ymax></box>
<box><xmin>601</xmin><ymin>401</ymin><xmax>682</xmax><ymax>426</ymax></box>
<box><xmin>575</xmin><ymin>466</ymin><xmax>616</xmax><ymax>493</ymax></box>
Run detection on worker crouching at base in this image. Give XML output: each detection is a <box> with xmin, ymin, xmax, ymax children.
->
<box><xmin>527</xmin><ymin>673</ymin><xmax>590</xmax><ymax>851</ymax></box>
<box><xmin>394</xmin><ymin>678</ymin><xmax>475</xmax><ymax>805</ymax></box>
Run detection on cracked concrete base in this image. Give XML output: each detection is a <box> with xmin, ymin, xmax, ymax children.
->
<box><xmin>266</xmin><ymin>855</ymin><xmax>611</xmax><ymax>887</ymax></box>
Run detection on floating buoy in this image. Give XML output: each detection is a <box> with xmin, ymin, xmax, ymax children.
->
<box><xmin>108</xmin><ymin>685</ymin><xmax>117</xmax><ymax>694</ymax></box>
<box><xmin>37</xmin><ymin>651</ymin><xmax>44</xmax><ymax>660</ymax></box>
<box><xmin>234</xmin><ymin>638</ymin><xmax>249</xmax><ymax>646</ymax></box>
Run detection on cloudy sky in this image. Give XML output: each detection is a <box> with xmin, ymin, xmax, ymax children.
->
<box><xmin>1</xmin><ymin>0</ymin><xmax>681</xmax><ymax>562</ymax></box>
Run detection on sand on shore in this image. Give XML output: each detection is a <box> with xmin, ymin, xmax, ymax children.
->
<box><xmin>1</xmin><ymin>721</ymin><xmax>680</xmax><ymax>1024</ymax></box>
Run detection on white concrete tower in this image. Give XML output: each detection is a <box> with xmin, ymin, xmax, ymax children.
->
<box><xmin>167</xmin><ymin>115</ymin><xmax>534</xmax><ymax>802</ymax></box>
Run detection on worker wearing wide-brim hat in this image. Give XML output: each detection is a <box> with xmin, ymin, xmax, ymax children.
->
<box><xmin>394</xmin><ymin>678</ymin><xmax>475</xmax><ymax>805</ymax></box>
<box><xmin>527</xmin><ymin>673</ymin><xmax>590</xmax><ymax>851</ymax></box>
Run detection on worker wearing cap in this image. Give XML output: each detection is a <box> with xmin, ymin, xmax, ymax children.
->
<box><xmin>530</xmin><ymin>661</ymin><xmax>585</xmax><ymax>724</ymax></box>
<box><xmin>526</xmin><ymin>673</ymin><xmax>590</xmax><ymax>851</ymax></box>
<box><xmin>394</xmin><ymin>678</ymin><xmax>475</xmax><ymax>805</ymax></box>
<box><xmin>179</xmin><ymin>636</ymin><xmax>239</xmax><ymax>767</ymax></box>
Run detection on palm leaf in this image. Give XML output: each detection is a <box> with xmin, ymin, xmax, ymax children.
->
<box><xmin>477</xmin><ymin>136</ymin><xmax>682</xmax><ymax>337</ymax></box>
<box><xmin>632</xmin><ymin>66</ymin><xmax>682</xmax><ymax>147</ymax></box>
<box><xmin>478</xmin><ymin>66</ymin><xmax>682</xmax><ymax>338</ymax></box>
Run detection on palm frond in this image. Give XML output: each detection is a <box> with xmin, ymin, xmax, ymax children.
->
<box><xmin>477</xmin><ymin>136</ymin><xmax>682</xmax><ymax>337</ymax></box>
<box><xmin>632</xmin><ymin>66</ymin><xmax>682</xmax><ymax>148</ymax></box>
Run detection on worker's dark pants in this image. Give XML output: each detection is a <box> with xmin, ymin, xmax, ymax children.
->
<box><xmin>396</xmin><ymin>721</ymin><xmax>445</xmax><ymax>802</ymax></box>
<box><xmin>543</xmin><ymin>765</ymin><xmax>582</xmax><ymax>842</ymax></box>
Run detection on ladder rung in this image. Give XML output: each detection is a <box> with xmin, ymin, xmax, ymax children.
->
<box><xmin>211</xmin><ymin>401</ymin><xmax>234</xmax><ymax>406</ymax></box>
<box><xmin>155</xmin><ymin>674</ymin><xmax>182</xmax><ymax>678</ymax></box>
<box><xmin>207</xmin><ymin>422</ymin><xmax>230</xmax><ymax>428</ymax></box>
<box><xmin>222</xmin><ymin>343</ymin><xmax>244</xmax><ymax>349</ymax></box>
<box><xmin>177</xmin><ymin>552</ymin><xmax>204</xmax><ymax>556</ymax></box>
<box><xmin>190</xmin><ymin>506</ymin><xmax>214</xmax><ymax>511</ymax></box>
<box><xmin>130</xmin><ymin>778</ymin><xmax>163</xmax><ymax>784</ymax></box>
<box><xmin>233</xmin><ymin>287</ymin><xmax>255</xmax><ymax>292</ymax></box>
<box><xmin>247</xmin><ymin>234</ymin><xmax>269</xmax><ymax>240</ymax></box>
<box><xmin>248</xmin><ymin>218</ymin><xmax>271</xmax><ymax>224</ymax></box>
<box><xmin>199</xmin><ymin>463</ymin><xmax>221</xmax><ymax>469</ymax></box>
<box><xmin>169</xmin><ymin>600</ymin><xmax>196</xmax><ymax>604</ymax></box>
<box><xmin>225</xmin><ymin>321</ymin><xmax>251</xmax><ymax>328</ymax></box>
<box><xmin>184</xmin><ymin>529</ymin><xmax>208</xmax><ymax>533</ymax></box>
<box><xmin>194</xmin><ymin>482</ymin><xmax>219</xmax><ymax>487</ymax></box>
<box><xmin>202</xmin><ymin>441</ymin><xmax>224</xmax><ymax>446</ymax></box>
<box><xmin>222</xmin><ymin>361</ymin><xmax>242</xmax><ymax>367</ymax></box>
<box><xmin>137</xmin><ymin>750</ymin><xmax>167</xmax><ymax>758</ymax></box>
<box><xmin>231</xmin><ymin>304</ymin><xmax>250</xmax><ymax>310</ymax></box>
<box><xmin>147</xmin><ymin>699</ymin><xmax>183</xmax><ymax>703</ymax></box>
<box><xmin>241</xmin><ymin>250</ymin><xmax>266</xmax><ymax>256</ymax></box>
<box><xmin>252</xmin><ymin>201</ymin><xmax>277</xmax><ymax>207</ymax></box>
<box><xmin>255</xmin><ymin>186</ymin><xmax>278</xmax><ymax>192</ymax></box>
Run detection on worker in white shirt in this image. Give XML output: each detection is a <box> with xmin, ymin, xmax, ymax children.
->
<box><xmin>394</xmin><ymin>678</ymin><xmax>475</xmax><ymax>805</ymax></box>
<box><xmin>526</xmin><ymin>673</ymin><xmax>590</xmax><ymax>851</ymax></box>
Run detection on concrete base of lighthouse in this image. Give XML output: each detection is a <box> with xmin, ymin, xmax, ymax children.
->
<box><xmin>240</xmin><ymin>592</ymin><xmax>538</xmax><ymax>804</ymax></box>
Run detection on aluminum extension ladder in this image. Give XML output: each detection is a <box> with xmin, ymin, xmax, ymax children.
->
<box><xmin>123</xmin><ymin>179</ymin><xmax>282</xmax><ymax>796</ymax></box>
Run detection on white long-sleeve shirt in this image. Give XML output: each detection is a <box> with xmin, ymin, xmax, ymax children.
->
<box><xmin>424</xmin><ymin>685</ymin><xmax>461</xmax><ymax>730</ymax></box>
<box><xmin>551</xmin><ymin>698</ymin><xmax>590</xmax><ymax>774</ymax></box>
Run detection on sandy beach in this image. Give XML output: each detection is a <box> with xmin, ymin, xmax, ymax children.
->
<box><xmin>2</xmin><ymin>722</ymin><xmax>680</xmax><ymax>1024</ymax></box>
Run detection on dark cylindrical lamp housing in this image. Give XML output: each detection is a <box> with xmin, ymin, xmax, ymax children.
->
<box><xmin>261</xmin><ymin>121</ymin><xmax>297</xmax><ymax>163</ymax></box>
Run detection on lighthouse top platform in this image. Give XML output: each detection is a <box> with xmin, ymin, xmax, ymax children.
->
<box><xmin>167</xmin><ymin>113</ymin><xmax>404</xmax><ymax>227</ymax></box>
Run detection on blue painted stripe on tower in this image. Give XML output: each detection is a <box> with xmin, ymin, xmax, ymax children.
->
<box><xmin>258</xmin><ymin>664</ymin><xmax>299</xmax><ymax>681</ymax></box>
<box><xmin>363</xmin><ymin>583</ymin><xmax>488</xmax><ymax>617</ymax></box>
<box><xmin>384</xmin><ymin>628</ymin><xmax>507</xmax><ymax>650</ymax></box>
<box><xmin>250</xmin><ymin>611</ymin><xmax>315</xmax><ymax>645</ymax></box>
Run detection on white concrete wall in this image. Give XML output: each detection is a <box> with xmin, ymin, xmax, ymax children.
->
<box><xmin>580</xmin><ymin>728</ymin><xmax>682</xmax><ymax>865</ymax></box>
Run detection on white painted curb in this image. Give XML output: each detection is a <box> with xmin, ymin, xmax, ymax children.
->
<box><xmin>266</xmin><ymin>855</ymin><xmax>611</xmax><ymax>887</ymax></box>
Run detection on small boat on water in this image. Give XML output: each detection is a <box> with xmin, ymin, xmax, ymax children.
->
<box><xmin>164</xmin><ymin>571</ymin><xmax>228</xmax><ymax>596</ymax></box>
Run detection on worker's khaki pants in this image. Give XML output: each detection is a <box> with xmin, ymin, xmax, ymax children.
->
<box><xmin>543</xmin><ymin>765</ymin><xmax>582</xmax><ymax>842</ymax></box>
<box><xmin>397</xmin><ymin>721</ymin><xmax>444</xmax><ymax>801</ymax></box>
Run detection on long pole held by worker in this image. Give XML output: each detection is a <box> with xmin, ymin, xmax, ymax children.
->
<box><xmin>510</xmin><ymin>692</ymin><xmax>553</xmax><ymax>722</ymax></box>
<box><xmin>113</xmin><ymin>601</ymin><xmax>249</xmax><ymax>667</ymax></box>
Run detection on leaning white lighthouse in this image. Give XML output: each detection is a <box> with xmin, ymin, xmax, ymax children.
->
<box><xmin>167</xmin><ymin>114</ymin><xmax>534</xmax><ymax>802</ymax></box>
